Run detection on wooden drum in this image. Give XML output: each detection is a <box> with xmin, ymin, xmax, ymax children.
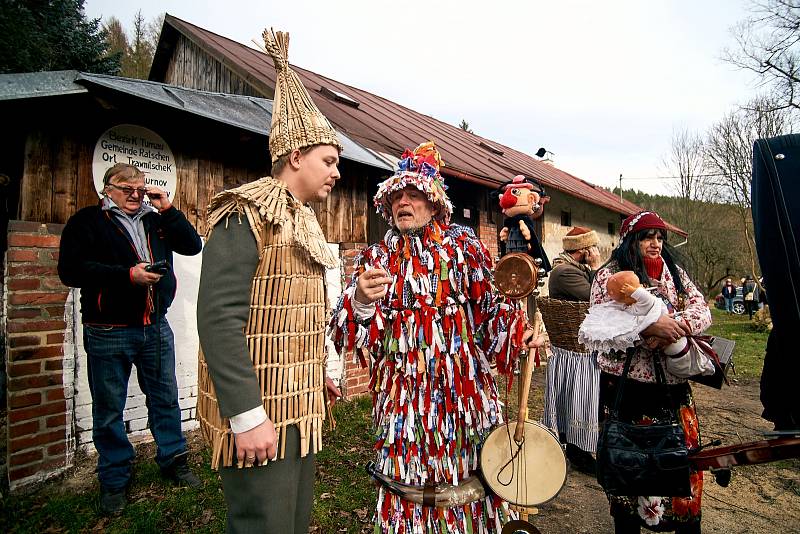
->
<box><xmin>480</xmin><ymin>420</ymin><xmax>567</xmax><ymax>506</ymax></box>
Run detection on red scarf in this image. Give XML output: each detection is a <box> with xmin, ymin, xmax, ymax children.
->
<box><xmin>643</xmin><ymin>256</ymin><xmax>664</xmax><ymax>280</ymax></box>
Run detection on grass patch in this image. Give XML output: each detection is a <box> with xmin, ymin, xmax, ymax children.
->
<box><xmin>1</xmin><ymin>400</ymin><xmax>377</xmax><ymax>534</ymax></box>
<box><xmin>1</xmin><ymin>444</ymin><xmax>227</xmax><ymax>534</ymax></box>
<box><xmin>312</xmin><ymin>395</ymin><xmax>375</xmax><ymax>533</ymax></box>
<box><xmin>705</xmin><ymin>307</ymin><xmax>769</xmax><ymax>380</ymax></box>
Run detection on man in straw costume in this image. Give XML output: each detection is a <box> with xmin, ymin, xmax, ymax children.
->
<box><xmin>328</xmin><ymin>142</ymin><xmax>544</xmax><ymax>533</ymax></box>
<box><xmin>196</xmin><ymin>29</ymin><xmax>341</xmax><ymax>533</ymax></box>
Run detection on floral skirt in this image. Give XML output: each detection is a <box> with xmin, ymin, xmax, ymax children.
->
<box><xmin>599</xmin><ymin>372</ymin><xmax>703</xmax><ymax>532</ymax></box>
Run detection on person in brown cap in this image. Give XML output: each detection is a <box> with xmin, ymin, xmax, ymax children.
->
<box><xmin>196</xmin><ymin>29</ymin><xmax>342</xmax><ymax>533</ymax></box>
<box><xmin>543</xmin><ymin>226</ymin><xmax>604</xmax><ymax>475</ymax></box>
<box><xmin>549</xmin><ymin>226</ymin><xmax>603</xmax><ymax>301</ymax></box>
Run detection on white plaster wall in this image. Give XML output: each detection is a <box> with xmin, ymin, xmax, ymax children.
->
<box><xmin>324</xmin><ymin>243</ymin><xmax>343</xmax><ymax>387</ymax></box>
<box><xmin>71</xmin><ymin>242</ymin><xmax>343</xmax><ymax>450</ymax></box>
<box><xmin>537</xmin><ymin>191</ymin><xmax>623</xmax><ymax>297</ymax></box>
<box><xmin>61</xmin><ymin>291</ymin><xmax>77</xmax><ymax>465</ymax></box>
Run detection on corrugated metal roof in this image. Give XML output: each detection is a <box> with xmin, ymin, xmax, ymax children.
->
<box><xmin>0</xmin><ymin>70</ymin><xmax>87</xmax><ymax>100</ymax></box>
<box><xmin>75</xmin><ymin>73</ymin><xmax>392</xmax><ymax>170</ymax></box>
<box><xmin>0</xmin><ymin>70</ymin><xmax>391</xmax><ymax>171</ymax></box>
<box><xmin>154</xmin><ymin>14</ymin><xmax>685</xmax><ymax>236</ymax></box>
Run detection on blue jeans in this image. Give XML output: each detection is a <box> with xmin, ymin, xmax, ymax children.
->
<box><xmin>84</xmin><ymin>319</ymin><xmax>186</xmax><ymax>490</ymax></box>
<box><xmin>724</xmin><ymin>297</ymin><xmax>734</xmax><ymax>312</ymax></box>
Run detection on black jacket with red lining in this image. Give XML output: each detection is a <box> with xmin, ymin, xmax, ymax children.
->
<box><xmin>58</xmin><ymin>203</ymin><xmax>202</xmax><ymax>326</ymax></box>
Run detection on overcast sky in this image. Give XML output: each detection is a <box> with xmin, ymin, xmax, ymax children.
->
<box><xmin>84</xmin><ymin>0</ymin><xmax>760</xmax><ymax>195</ymax></box>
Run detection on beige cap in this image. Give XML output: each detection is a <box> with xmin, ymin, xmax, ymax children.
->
<box><xmin>563</xmin><ymin>226</ymin><xmax>598</xmax><ymax>251</ymax></box>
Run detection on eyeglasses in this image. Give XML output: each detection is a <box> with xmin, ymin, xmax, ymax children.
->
<box><xmin>107</xmin><ymin>184</ymin><xmax>148</xmax><ymax>197</ymax></box>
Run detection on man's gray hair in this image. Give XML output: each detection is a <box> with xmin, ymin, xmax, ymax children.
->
<box><xmin>103</xmin><ymin>163</ymin><xmax>144</xmax><ymax>186</ymax></box>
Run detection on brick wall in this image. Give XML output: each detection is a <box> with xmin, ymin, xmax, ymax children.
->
<box><xmin>4</xmin><ymin>221</ymin><xmax>72</xmax><ymax>488</ymax></box>
<box><xmin>338</xmin><ymin>243</ymin><xmax>370</xmax><ymax>398</ymax></box>
<box><xmin>478</xmin><ymin>211</ymin><xmax>500</xmax><ymax>261</ymax></box>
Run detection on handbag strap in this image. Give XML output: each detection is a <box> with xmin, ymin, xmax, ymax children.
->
<box><xmin>609</xmin><ymin>348</ymin><xmax>636</xmax><ymax>419</ymax></box>
<box><xmin>610</xmin><ymin>347</ymin><xmax>679</xmax><ymax>424</ymax></box>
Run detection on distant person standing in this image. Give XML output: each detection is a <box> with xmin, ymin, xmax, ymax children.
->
<box><xmin>743</xmin><ymin>276</ymin><xmax>760</xmax><ymax>319</ymax></box>
<box><xmin>544</xmin><ymin>226</ymin><xmax>604</xmax><ymax>474</ymax></box>
<box><xmin>721</xmin><ymin>278</ymin><xmax>736</xmax><ymax>314</ymax></box>
<box><xmin>548</xmin><ymin>226</ymin><xmax>603</xmax><ymax>301</ymax></box>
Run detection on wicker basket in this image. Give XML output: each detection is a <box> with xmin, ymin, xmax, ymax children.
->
<box><xmin>537</xmin><ymin>297</ymin><xmax>590</xmax><ymax>353</ymax></box>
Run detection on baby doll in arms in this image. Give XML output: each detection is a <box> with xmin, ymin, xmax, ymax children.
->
<box><xmin>578</xmin><ymin>271</ymin><xmax>688</xmax><ymax>357</ymax></box>
<box><xmin>580</xmin><ymin>271</ymin><xmax>715</xmax><ymax>377</ymax></box>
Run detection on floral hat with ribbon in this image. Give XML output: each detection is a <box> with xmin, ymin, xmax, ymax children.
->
<box><xmin>373</xmin><ymin>141</ymin><xmax>453</xmax><ymax>225</ymax></box>
<box><xmin>619</xmin><ymin>210</ymin><xmax>667</xmax><ymax>240</ymax></box>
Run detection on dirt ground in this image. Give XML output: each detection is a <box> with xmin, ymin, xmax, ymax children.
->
<box><xmin>14</xmin><ymin>373</ymin><xmax>798</xmax><ymax>533</ymax></box>
<box><xmin>529</xmin><ymin>372</ymin><xmax>800</xmax><ymax>534</ymax></box>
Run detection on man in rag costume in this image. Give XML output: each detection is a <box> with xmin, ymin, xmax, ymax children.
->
<box><xmin>196</xmin><ymin>29</ymin><xmax>341</xmax><ymax>533</ymax></box>
<box><xmin>328</xmin><ymin>142</ymin><xmax>543</xmax><ymax>534</ymax></box>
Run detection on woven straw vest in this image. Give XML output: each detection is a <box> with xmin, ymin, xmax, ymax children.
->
<box><xmin>197</xmin><ymin>177</ymin><xmax>338</xmax><ymax>469</ymax></box>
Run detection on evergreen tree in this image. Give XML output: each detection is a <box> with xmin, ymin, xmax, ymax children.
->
<box><xmin>125</xmin><ymin>10</ymin><xmax>154</xmax><ymax>79</ymax></box>
<box><xmin>0</xmin><ymin>0</ymin><xmax>120</xmax><ymax>74</ymax></box>
<box><xmin>102</xmin><ymin>11</ymin><xmax>163</xmax><ymax>80</ymax></box>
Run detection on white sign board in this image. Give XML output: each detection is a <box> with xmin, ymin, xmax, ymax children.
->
<box><xmin>92</xmin><ymin>124</ymin><xmax>177</xmax><ymax>203</ymax></box>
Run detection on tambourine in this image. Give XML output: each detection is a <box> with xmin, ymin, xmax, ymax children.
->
<box><xmin>494</xmin><ymin>253</ymin><xmax>539</xmax><ymax>299</ymax></box>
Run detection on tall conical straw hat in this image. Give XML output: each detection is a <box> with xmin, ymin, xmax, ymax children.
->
<box><xmin>262</xmin><ymin>29</ymin><xmax>343</xmax><ymax>162</ymax></box>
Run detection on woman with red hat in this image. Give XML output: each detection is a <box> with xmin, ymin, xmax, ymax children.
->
<box><xmin>590</xmin><ymin>211</ymin><xmax>712</xmax><ymax>534</ymax></box>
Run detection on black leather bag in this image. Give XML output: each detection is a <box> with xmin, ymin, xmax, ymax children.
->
<box><xmin>596</xmin><ymin>350</ymin><xmax>691</xmax><ymax>496</ymax></box>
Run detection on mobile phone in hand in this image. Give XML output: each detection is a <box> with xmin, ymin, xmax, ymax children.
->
<box><xmin>145</xmin><ymin>260</ymin><xmax>169</xmax><ymax>275</ymax></box>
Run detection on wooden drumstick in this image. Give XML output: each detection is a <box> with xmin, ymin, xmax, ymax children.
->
<box><xmin>514</xmin><ymin>310</ymin><xmax>540</xmax><ymax>443</ymax></box>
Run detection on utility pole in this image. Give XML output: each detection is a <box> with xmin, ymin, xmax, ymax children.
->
<box><xmin>619</xmin><ymin>173</ymin><xmax>623</xmax><ymax>202</ymax></box>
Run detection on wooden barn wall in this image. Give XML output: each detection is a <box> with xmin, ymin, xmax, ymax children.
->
<box><xmin>159</xmin><ymin>32</ymin><xmax>372</xmax><ymax>242</ymax></box>
<box><xmin>164</xmin><ymin>35</ymin><xmax>264</xmax><ymax>97</ymax></box>
<box><xmin>20</xmin><ymin>127</ymin><xmax>259</xmax><ymax>235</ymax></box>
<box><xmin>17</xmin><ymin>103</ymin><xmax>369</xmax><ymax>243</ymax></box>
<box><xmin>309</xmin><ymin>165</ymin><xmax>368</xmax><ymax>244</ymax></box>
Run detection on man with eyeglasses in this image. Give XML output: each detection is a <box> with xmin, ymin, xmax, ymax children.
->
<box><xmin>58</xmin><ymin>162</ymin><xmax>203</xmax><ymax>515</ymax></box>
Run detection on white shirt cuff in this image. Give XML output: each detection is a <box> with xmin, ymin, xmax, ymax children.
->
<box><xmin>352</xmin><ymin>295</ymin><xmax>377</xmax><ymax>321</ymax></box>
<box><xmin>229</xmin><ymin>406</ymin><xmax>268</xmax><ymax>434</ymax></box>
<box><xmin>631</xmin><ymin>287</ymin><xmax>652</xmax><ymax>303</ymax></box>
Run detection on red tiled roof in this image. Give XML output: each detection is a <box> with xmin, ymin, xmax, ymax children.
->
<box><xmin>152</xmin><ymin>14</ymin><xmax>686</xmax><ymax>236</ymax></box>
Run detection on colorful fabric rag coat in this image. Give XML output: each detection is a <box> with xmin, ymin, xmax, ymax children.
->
<box><xmin>329</xmin><ymin>221</ymin><xmax>526</xmax><ymax>534</ymax></box>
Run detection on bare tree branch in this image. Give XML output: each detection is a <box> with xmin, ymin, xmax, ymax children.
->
<box><xmin>726</xmin><ymin>0</ymin><xmax>800</xmax><ymax>111</ymax></box>
<box><xmin>704</xmin><ymin>96</ymin><xmax>794</xmax><ymax>281</ymax></box>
